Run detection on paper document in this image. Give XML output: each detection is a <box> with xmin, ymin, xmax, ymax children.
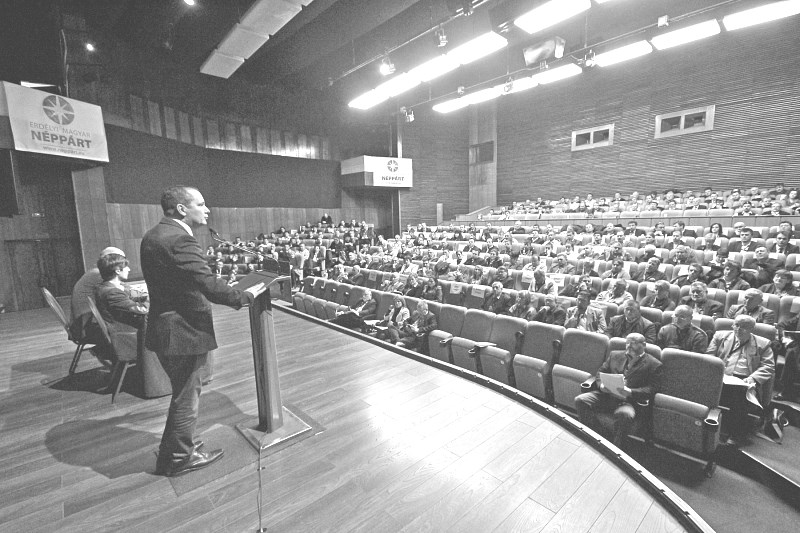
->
<box><xmin>598</xmin><ymin>372</ymin><xmax>627</xmax><ymax>399</ymax></box>
<box><xmin>364</xmin><ymin>319</ymin><xmax>388</xmax><ymax>331</ymax></box>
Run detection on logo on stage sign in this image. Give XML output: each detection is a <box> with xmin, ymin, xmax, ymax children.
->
<box><xmin>387</xmin><ymin>159</ymin><xmax>398</xmax><ymax>172</ymax></box>
<box><xmin>42</xmin><ymin>95</ymin><xmax>75</xmax><ymax>125</ymax></box>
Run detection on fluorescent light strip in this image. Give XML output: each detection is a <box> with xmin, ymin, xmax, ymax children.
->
<box><xmin>408</xmin><ymin>55</ymin><xmax>460</xmax><ymax>82</ymax></box>
<box><xmin>348</xmin><ymin>90</ymin><xmax>389</xmax><ymax>110</ymax></box>
<box><xmin>594</xmin><ymin>40</ymin><xmax>653</xmax><ymax>67</ymax></box>
<box><xmin>514</xmin><ymin>0</ymin><xmax>591</xmax><ymax>35</ymax></box>
<box><xmin>493</xmin><ymin>76</ymin><xmax>539</xmax><ymax>95</ymax></box>
<box><xmin>432</xmin><ymin>98</ymin><xmax>470</xmax><ymax>114</ymax></box>
<box><xmin>723</xmin><ymin>0</ymin><xmax>800</xmax><ymax>31</ymax></box>
<box><xmin>462</xmin><ymin>87</ymin><xmax>503</xmax><ymax>105</ymax></box>
<box><xmin>446</xmin><ymin>32</ymin><xmax>508</xmax><ymax>65</ymax></box>
<box><xmin>651</xmin><ymin>19</ymin><xmax>721</xmax><ymax>50</ymax></box>
<box><xmin>373</xmin><ymin>73</ymin><xmax>421</xmax><ymax>98</ymax></box>
<box><xmin>531</xmin><ymin>63</ymin><xmax>583</xmax><ymax>84</ymax></box>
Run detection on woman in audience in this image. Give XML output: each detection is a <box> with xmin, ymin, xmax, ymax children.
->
<box><xmin>420</xmin><ymin>277</ymin><xmax>443</xmax><ymax>303</ymax></box>
<box><xmin>760</xmin><ymin>270</ymin><xmax>799</xmax><ymax>297</ymax></box>
<box><xmin>509</xmin><ymin>291</ymin><xmax>537</xmax><ymax>320</ymax></box>
<box><xmin>379</xmin><ymin>296</ymin><xmax>411</xmax><ymax>344</ymax></box>
<box><xmin>226</xmin><ymin>270</ymin><xmax>239</xmax><ymax>286</ymax></box>
<box><xmin>708</xmin><ymin>261</ymin><xmax>750</xmax><ymax>291</ymax></box>
<box><xmin>403</xmin><ymin>274</ymin><xmax>424</xmax><ymax>298</ymax></box>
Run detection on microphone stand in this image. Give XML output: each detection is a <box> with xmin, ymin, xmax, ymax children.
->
<box><xmin>209</xmin><ymin>228</ymin><xmax>264</xmax><ymax>259</ymax></box>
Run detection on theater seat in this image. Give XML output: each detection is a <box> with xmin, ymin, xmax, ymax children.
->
<box><xmin>552</xmin><ymin>330</ymin><xmax>609</xmax><ymax>412</ymax></box>
<box><xmin>651</xmin><ymin>349</ymin><xmax>725</xmax><ymax>476</ymax></box>
<box><xmin>450</xmin><ymin>310</ymin><xmax>495</xmax><ymax>373</ymax></box>
<box><xmin>463</xmin><ymin>284</ymin><xmax>489</xmax><ymax>309</ymax></box>
<box><xmin>513</xmin><ymin>322</ymin><xmax>565</xmax><ymax>403</ymax></box>
<box><xmin>428</xmin><ymin>304</ymin><xmax>466</xmax><ymax>363</ymax></box>
<box><xmin>477</xmin><ymin>316</ymin><xmax>528</xmax><ymax>386</ymax></box>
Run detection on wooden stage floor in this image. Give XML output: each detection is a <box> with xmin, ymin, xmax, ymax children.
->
<box><xmin>0</xmin><ymin>305</ymin><xmax>693</xmax><ymax>533</ymax></box>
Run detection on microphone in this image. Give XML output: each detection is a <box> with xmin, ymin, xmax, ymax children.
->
<box><xmin>209</xmin><ymin>228</ymin><xmax>262</xmax><ymax>258</ymax></box>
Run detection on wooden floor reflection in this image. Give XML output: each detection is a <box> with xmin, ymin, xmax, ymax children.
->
<box><xmin>0</xmin><ymin>305</ymin><xmax>689</xmax><ymax>532</ymax></box>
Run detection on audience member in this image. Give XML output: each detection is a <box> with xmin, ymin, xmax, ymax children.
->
<box><xmin>725</xmin><ymin>288</ymin><xmax>776</xmax><ymax>324</ymax></box>
<box><xmin>565</xmin><ymin>291</ymin><xmax>606</xmax><ymax>333</ymax></box>
<box><xmin>600</xmin><ymin>258</ymin><xmax>631</xmax><ymax>281</ymax></box>
<box><xmin>533</xmin><ymin>295</ymin><xmax>566</xmax><ymax>326</ymax></box>
<box><xmin>330</xmin><ymin>289</ymin><xmax>378</xmax><ymax>331</ymax></box>
<box><xmin>379</xmin><ymin>296</ymin><xmax>411</xmax><ymax>344</ymax></box>
<box><xmin>759</xmin><ymin>270</ymin><xmax>798</xmax><ymax>297</ymax></box>
<box><xmin>709</xmin><ymin>261</ymin><xmax>751</xmax><ymax>291</ymax></box>
<box><xmin>606</xmin><ymin>300</ymin><xmax>657</xmax><ymax>344</ymax></box>
<box><xmin>656</xmin><ymin>305</ymin><xmax>709</xmax><ymax>353</ymax></box>
<box><xmin>483</xmin><ymin>282</ymin><xmax>515</xmax><ymax>315</ymax></box>
<box><xmin>596</xmin><ymin>279</ymin><xmax>633</xmax><ymax>306</ymax></box>
<box><xmin>634</xmin><ymin>257</ymin><xmax>666</xmax><ymax>283</ymax></box>
<box><xmin>508</xmin><ymin>291</ymin><xmax>537</xmax><ymax>320</ymax></box>
<box><xmin>639</xmin><ymin>280</ymin><xmax>676</xmax><ymax>312</ymax></box>
<box><xmin>395</xmin><ymin>300</ymin><xmax>438</xmax><ymax>352</ymax></box>
<box><xmin>680</xmin><ymin>282</ymin><xmax>724</xmax><ymax>318</ymax></box>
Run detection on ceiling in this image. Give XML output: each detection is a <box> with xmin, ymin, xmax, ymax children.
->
<box><xmin>6</xmin><ymin>0</ymin><xmax>757</xmax><ymax>111</ymax></box>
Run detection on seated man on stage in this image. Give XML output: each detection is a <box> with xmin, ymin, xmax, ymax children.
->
<box><xmin>706</xmin><ymin>315</ymin><xmax>775</xmax><ymax>442</ymax></box>
<box><xmin>575</xmin><ymin>333</ymin><xmax>662</xmax><ymax>446</ymax></box>
<box><xmin>94</xmin><ymin>254</ymin><xmax>149</xmax><ymax>367</ymax></box>
<box><xmin>329</xmin><ymin>289</ymin><xmax>378</xmax><ymax>332</ymax></box>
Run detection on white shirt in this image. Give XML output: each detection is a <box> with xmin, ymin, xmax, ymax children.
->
<box><xmin>174</xmin><ymin>218</ymin><xmax>193</xmax><ymax>237</ymax></box>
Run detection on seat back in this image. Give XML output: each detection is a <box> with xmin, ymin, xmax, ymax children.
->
<box><xmin>373</xmin><ymin>291</ymin><xmax>395</xmax><ymax>319</ymax></box>
<box><xmin>444</xmin><ymin>281</ymin><xmax>466</xmax><ymax>306</ymax></box>
<box><xmin>463</xmin><ymin>284</ymin><xmax>489</xmax><ymax>309</ymax></box>
<box><xmin>322</xmin><ymin>280</ymin><xmax>339</xmax><ymax>302</ymax></box>
<box><xmin>436</xmin><ymin>304</ymin><xmax>467</xmax><ymax>336</ymax></box>
<box><xmin>779</xmin><ymin>295</ymin><xmax>800</xmax><ymax>322</ymax></box>
<box><xmin>86</xmin><ymin>296</ymin><xmax>112</xmax><ymax>346</ymax></box>
<box><xmin>311</xmin><ymin>278</ymin><xmax>327</xmax><ymax>297</ymax></box>
<box><xmin>487</xmin><ymin>315</ymin><xmax>527</xmax><ymax>353</ymax></box>
<box><xmin>659</xmin><ymin>349</ymin><xmax>724</xmax><ymax>408</ymax></box>
<box><xmin>519</xmin><ymin>322</ymin><xmax>565</xmax><ymax>366</ymax></box>
<box><xmin>41</xmin><ymin>287</ymin><xmax>70</xmax><ymax>332</ymax></box>
<box><xmin>558</xmin><ymin>329</ymin><xmax>609</xmax><ymax>373</ymax></box>
<box><xmin>608</xmin><ymin>338</ymin><xmax>662</xmax><ymax>360</ymax></box>
<box><xmin>301</xmin><ymin>276</ymin><xmax>316</xmax><ymax>294</ymax></box>
<box><xmin>365</xmin><ymin>270</ymin><xmax>379</xmax><ymax>289</ymax></box>
<box><xmin>457</xmin><ymin>309</ymin><xmax>495</xmax><ymax>342</ymax></box>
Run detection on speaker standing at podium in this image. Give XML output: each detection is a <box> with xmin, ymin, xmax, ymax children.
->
<box><xmin>142</xmin><ymin>186</ymin><xmax>261</xmax><ymax>477</ymax></box>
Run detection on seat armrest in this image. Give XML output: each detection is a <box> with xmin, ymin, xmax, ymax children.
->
<box><xmin>468</xmin><ymin>341</ymin><xmax>497</xmax><ymax>357</ymax></box>
<box><xmin>581</xmin><ymin>376</ymin><xmax>598</xmax><ymax>391</ymax></box>
<box><xmin>704</xmin><ymin>407</ymin><xmax>722</xmax><ymax>431</ymax></box>
<box><xmin>440</xmin><ymin>337</ymin><xmax>454</xmax><ymax>346</ymax></box>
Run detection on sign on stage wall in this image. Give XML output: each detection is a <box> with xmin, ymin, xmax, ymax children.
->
<box><xmin>1</xmin><ymin>82</ymin><xmax>109</xmax><ymax>162</ymax></box>
<box><xmin>341</xmin><ymin>155</ymin><xmax>413</xmax><ymax>188</ymax></box>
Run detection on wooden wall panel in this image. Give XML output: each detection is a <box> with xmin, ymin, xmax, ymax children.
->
<box><xmin>495</xmin><ymin>21</ymin><xmax>800</xmax><ymax>205</ymax></box>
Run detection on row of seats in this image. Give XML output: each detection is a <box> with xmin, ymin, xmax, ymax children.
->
<box><xmin>292</xmin><ymin>277</ymin><xmax>729</xmax><ymax>473</ymax></box>
<box><xmin>482</xmin><ymin>208</ymin><xmax>794</xmax><ymax>219</ymax></box>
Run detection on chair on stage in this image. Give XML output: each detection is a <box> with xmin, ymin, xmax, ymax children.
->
<box><xmin>87</xmin><ymin>296</ymin><xmax>140</xmax><ymax>403</ymax></box>
<box><xmin>41</xmin><ymin>287</ymin><xmax>96</xmax><ymax>375</ymax></box>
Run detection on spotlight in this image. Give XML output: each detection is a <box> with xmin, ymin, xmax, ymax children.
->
<box><xmin>584</xmin><ymin>50</ymin><xmax>596</xmax><ymax>67</ymax></box>
<box><xmin>184</xmin><ymin>0</ymin><xmax>196</xmax><ymax>6</ymax></box>
<box><xmin>503</xmin><ymin>77</ymin><xmax>513</xmax><ymax>94</ymax></box>
<box><xmin>435</xmin><ymin>26</ymin><xmax>448</xmax><ymax>48</ymax></box>
<box><xmin>457</xmin><ymin>85</ymin><xmax>465</xmax><ymax>96</ymax></box>
<box><xmin>85</xmin><ymin>42</ymin><xmax>95</xmax><ymax>52</ymax></box>
<box><xmin>406</xmin><ymin>110</ymin><xmax>414</xmax><ymax>123</ymax></box>
<box><xmin>461</xmin><ymin>0</ymin><xmax>473</xmax><ymax>17</ymax></box>
<box><xmin>379</xmin><ymin>57</ymin><xmax>395</xmax><ymax>76</ymax></box>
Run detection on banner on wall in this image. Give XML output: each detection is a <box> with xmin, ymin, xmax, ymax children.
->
<box><xmin>1</xmin><ymin>82</ymin><xmax>109</xmax><ymax>162</ymax></box>
<box><xmin>341</xmin><ymin>155</ymin><xmax>412</xmax><ymax>188</ymax></box>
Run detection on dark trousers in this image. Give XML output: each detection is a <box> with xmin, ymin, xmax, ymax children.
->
<box><xmin>575</xmin><ymin>391</ymin><xmax>636</xmax><ymax>445</ymax></box>
<box><xmin>330</xmin><ymin>312</ymin><xmax>365</xmax><ymax>330</ymax></box>
<box><xmin>156</xmin><ymin>352</ymin><xmax>207</xmax><ymax>468</ymax></box>
<box><xmin>781</xmin><ymin>345</ymin><xmax>800</xmax><ymax>396</ymax></box>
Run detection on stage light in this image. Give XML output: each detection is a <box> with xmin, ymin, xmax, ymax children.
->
<box><xmin>593</xmin><ymin>40</ymin><xmax>653</xmax><ymax>67</ymax></box>
<box><xmin>184</xmin><ymin>0</ymin><xmax>196</xmax><ymax>6</ymax></box>
<box><xmin>446</xmin><ymin>32</ymin><xmax>507</xmax><ymax>66</ymax></box>
<box><xmin>435</xmin><ymin>26</ymin><xmax>448</xmax><ymax>48</ymax></box>
<box><xmin>379</xmin><ymin>57</ymin><xmax>395</xmax><ymax>76</ymax></box>
<box><xmin>531</xmin><ymin>63</ymin><xmax>582</xmax><ymax>85</ymax></box>
<box><xmin>514</xmin><ymin>0</ymin><xmax>591</xmax><ymax>35</ymax></box>
<box><xmin>85</xmin><ymin>42</ymin><xmax>95</xmax><ymax>52</ymax></box>
<box><xmin>723</xmin><ymin>0</ymin><xmax>800</xmax><ymax>31</ymax></box>
<box><xmin>651</xmin><ymin>20</ymin><xmax>720</xmax><ymax>50</ymax></box>
<box><xmin>494</xmin><ymin>75</ymin><xmax>538</xmax><ymax>95</ymax></box>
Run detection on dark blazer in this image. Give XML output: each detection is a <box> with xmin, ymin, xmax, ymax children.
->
<box><xmin>597</xmin><ymin>350</ymin><xmax>662</xmax><ymax>402</ymax></box>
<box><xmin>770</xmin><ymin>242</ymin><xmax>800</xmax><ymax>255</ymax></box>
<box><xmin>141</xmin><ymin>218</ymin><xmax>248</xmax><ymax>356</ymax></box>
<box><xmin>94</xmin><ymin>281</ymin><xmax>146</xmax><ymax>333</ymax></box>
<box><xmin>679</xmin><ymin>296</ymin><xmax>724</xmax><ymax>318</ymax></box>
<box><xmin>606</xmin><ymin>315</ymin><xmax>657</xmax><ymax>344</ymax></box>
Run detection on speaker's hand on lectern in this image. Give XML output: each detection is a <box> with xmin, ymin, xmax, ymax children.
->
<box><xmin>243</xmin><ymin>282</ymin><xmax>267</xmax><ymax>305</ymax></box>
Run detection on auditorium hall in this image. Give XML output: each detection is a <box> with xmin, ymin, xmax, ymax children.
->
<box><xmin>2</xmin><ymin>1</ymin><xmax>800</xmax><ymax>532</ymax></box>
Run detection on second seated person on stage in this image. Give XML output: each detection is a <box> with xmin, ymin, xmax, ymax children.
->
<box><xmin>575</xmin><ymin>333</ymin><xmax>662</xmax><ymax>446</ymax></box>
<box><xmin>94</xmin><ymin>253</ymin><xmax>149</xmax><ymax>357</ymax></box>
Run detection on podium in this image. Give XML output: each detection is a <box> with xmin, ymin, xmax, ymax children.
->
<box><xmin>234</xmin><ymin>271</ymin><xmax>313</xmax><ymax>451</ymax></box>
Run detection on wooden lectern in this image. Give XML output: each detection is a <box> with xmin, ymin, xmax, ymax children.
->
<box><xmin>234</xmin><ymin>271</ymin><xmax>312</xmax><ymax>451</ymax></box>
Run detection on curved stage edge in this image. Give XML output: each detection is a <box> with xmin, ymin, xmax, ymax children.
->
<box><xmin>275</xmin><ymin>301</ymin><xmax>715</xmax><ymax>533</ymax></box>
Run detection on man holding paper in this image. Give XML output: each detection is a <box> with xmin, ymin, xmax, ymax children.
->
<box><xmin>575</xmin><ymin>333</ymin><xmax>662</xmax><ymax>446</ymax></box>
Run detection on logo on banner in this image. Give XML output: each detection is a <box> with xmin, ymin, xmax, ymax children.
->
<box><xmin>42</xmin><ymin>95</ymin><xmax>75</xmax><ymax>125</ymax></box>
<box><xmin>387</xmin><ymin>159</ymin><xmax>398</xmax><ymax>172</ymax></box>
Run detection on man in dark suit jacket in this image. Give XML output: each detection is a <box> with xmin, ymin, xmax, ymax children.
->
<box><xmin>606</xmin><ymin>301</ymin><xmax>657</xmax><ymax>344</ymax></box>
<box><xmin>395</xmin><ymin>300</ymin><xmax>438</xmax><ymax>352</ymax></box>
<box><xmin>575</xmin><ymin>333</ymin><xmax>662</xmax><ymax>446</ymax></box>
<box><xmin>770</xmin><ymin>232</ymin><xmax>800</xmax><ymax>255</ymax></box>
<box><xmin>330</xmin><ymin>289</ymin><xmax>378</xmax><ymax>330</ymax></box>
<box><xmin>142</xmin><ymin>186</ymin><xmax>260</xmax><ymax>477</ymax></box>
<box><xmin>673</xmin><ymin>221</ymin><xmax>697</xmax><ymax>238</ymax></box>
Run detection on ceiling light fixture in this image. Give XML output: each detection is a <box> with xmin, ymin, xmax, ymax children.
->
<box><xmin>514</xmin><ymin>0</ymin><xmax>591</xmax><ymax>35</ymax></box>
<box><xmin>593</xmin><ymin>40</ymin><xmax>653</xmax><ymax>67</ymax></box>
<box><xmin>379</xmin><ymin>57</ymin><xmax>395</xmax><ymax>76</ymax></box>
<box><xmin>531</xmin><ymin>63</ymin><xmax>583</xmax><ymax>84</ymax></box>
<box><xmin>184</xmin><ymin>0</ymin><xmax>196</xmax><ymax>6</ymax></box>
<box><xmin>723</xmin><ymin>0</ymin><xmax>800</xmax><ymax>31</ymax></box>
<box><xmin>446</xmin><ymin>32</ymin><xmax>508</xmax><ymax>65</ymax></box>
<box><xmin>650</xmin><ymin>19</ymin><xmax>720</xmax><ymax>50</ymax></box>
<box><xmin>494</xmin><ymin>75</ymin><xmax>538</xmax><ymax>95</ymax></box>
<box><xmin>435</xmin><ymin>25</ymin><xmax>448</xmax><ymax>48</ymax></box>
<box><xmin>432</xmin><ymin>97</ymin><xmax>470</xmax><ymax>114</ymax></box>
<box><xmin>85</xmin><ymin>42</ymin><xmax>95</xmax><ymax>52</ymax></box>
<box><xmin>408</xmin><ymin>55</ymin><xmax>459</xmax><ymax>82</ymax></box>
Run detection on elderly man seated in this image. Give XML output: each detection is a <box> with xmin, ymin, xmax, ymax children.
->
<box><xmin>575</xmin><ymin>333</ymin><xmax>662</xmax><ymax>446</ymax></box>
<box><xmin>395</xmin><ymin>301</ymin><xmax>438</xmax><ymax>353</ymax></box>
<box><xmin>533</xmin><ymin>294</ymin><xmax>566</xmax><ymax>326</ymax></box>
<box><xmin>565</xmin><ymin>291</ymin><xmax>606</xmax><ymax>333</ymax></box>
<box><xmin>634</xmin><ymin>257</ymin><xmax>666</xmax><ymax>283</ymax></box>
<box><xmin>680</xmin><ymin>281</ymin><xmax>723</xmax><ymax>318</ymax></box>
<box><xmin>606</xmin><ymin>300</ymin><xmax>657</xmax><ymax>344</ymax></box>
<box><xmin>706</xmin><ymin>315</ymin><xmax>775</xmax><ymax>443</ymax></box>
<box><xmin>725</xmin><ymin>288</ymin><xmax>776</xmax><ymax>324</ymax></box>
<box><xmin>656</xmin><ymin>305</ymin><xmax>709</xmax><ymax>353</ymax></box>
<box><xmin>596</xmin><ymin>278</ymin><xmax>632</xmax><ymax>306</ymax></box>
<box><xmin>329</xmin><ymin>289</ymin><xmax>378</xmax><ymax>331</ymax></box>
<box><xmin>639</xmin><ymin>280</ymin><xmax>676</xmax><ymax>312</ymax></box>
<box><xmin>483</xmin><ymin>281</ymin><xmax>515</xmax><ymax>315</ymax></box>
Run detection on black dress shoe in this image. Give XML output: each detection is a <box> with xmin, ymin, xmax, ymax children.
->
<box><xmin>160</xmin><ymin>448</ymin><xmax>224</xmax><ymax>477</ymax></box>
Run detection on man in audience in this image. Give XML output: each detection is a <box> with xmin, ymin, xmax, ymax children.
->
<box><xmin>549</xmin><ymin>253</ymin><xmax>575</xmax><ymax>275</ymax></box>
<box><xmin>528</xmin><ymin>267</ymin><xmax>558</xmax><ymax>297</ymax></box>
<box><xmin>624</xmin><ymin>221</ymin><xmax>645</xmax><ymax>237</ymax></box>
<box><xmin>395</xmin><ymin>300</ymin><xmax>438</xmax><ymax>353</ymax></box>
<box><xmin>668</xmin><ymin>245</ymin><xmax>692</xmax><ymax>266</ymax></box>
<box><xmin>709</xmin><ymin>261</ymin><xmax>751</xmax><ymax>291</ymax></box>
<box><xmin>728</xmin><ymin>227</ymin><xmax>756</xmax><ymax>252</ymax></box>
<box><xmin>347</xmin><ymin>265</ymin><xmax>365</xmax><ymax>286</ymax></box>
<box><xmin>770</xmin><ymin>232</ymin><xmax>799</xmax><ymax>255</ymax></box>
<box><xmin>742</xmin><ymin>245</ymin><xmax>783</xmax><ymax>286</ymax></box>
<box><xmin>565</xmin><ymin>291</ymin><xmax>606</xmax><ymax>333</ymax></box>
<box><xmin>634</xmin><ymin>257</ymin><xmax>666</xmax><ymax>283</ymax></box>
<box><xmin>596</xmin><ymin>278</ymin><xmax>633</xmax><ymax>306</ymax></box>
<box><xmin>494</xmin><ymin>266</ymin><xmax>515</xmax><ymax>289</ymax></box>
<box><xmin>483</xmin><ymin>281</ymin><xmax>515</xmax><ymax>315</ymax></box>
<box><xmin>69</xmin><ymin>246</ymin><xmax>129</xmax><ymax>361</ymax></box>
<box><xmin>657</xmin><ymin>305</ymin><xmax>709</xmax><ymax>353</ymax></box>
<box><xmin>665</xmin><ymin>230</ymin><xmax>686</xmax><ymax>251</ymax></box>
<box><xmin>533</xmin><ymin>294</ymin><xmax>566</xmax><ymax>326</ymax></box>
<box><xmin>673</xmin><ymin>221</ymin><xmax>697</xmax><ymax>238</ymax></box>
<box><xmin>639</xmin><ymin>280</ymin><xmax>676</xmax><ymax>312</ymax></box>
<box><xmin>575</xmin><ymin>332</ymin><xmax>662</xmax><ymax>446</ymax></box>
<box><xmin>726</xmin><ymin>288</ymin><xmax>776</xmax><ymax>324</ymax></box>
<box><xmin>672</xmin><ymin>262</ymin><xmax>705</xmax><ymax>287</ymax></box>
<box><xmin>680</xmin><ymin>281</ymin><xmax>724</xmax><ymax>318</ymax></box>
<box><xmin>600</xmin><ymin>258</ymin><xmax>631</xmax><ymax>281</ymax></box>
<box><xmin>606</xmin><ymin>300</ymin><xmax>657</xmax><ymax>344</ymax></box>
<box><xmin>330</xmin><ymin>289</ymin><xmax>378</xmax><ymax>331</ymax></box>
<box><xmin>706</xmin><ymin>315</ymin><xmax>775</xmax><ymax>442</ymax></box>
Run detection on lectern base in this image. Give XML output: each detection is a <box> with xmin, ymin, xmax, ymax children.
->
<box><xmin>236</xmin><ymin>407</ymin><xmax>313</xmax><ymax>452</ymax></box>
